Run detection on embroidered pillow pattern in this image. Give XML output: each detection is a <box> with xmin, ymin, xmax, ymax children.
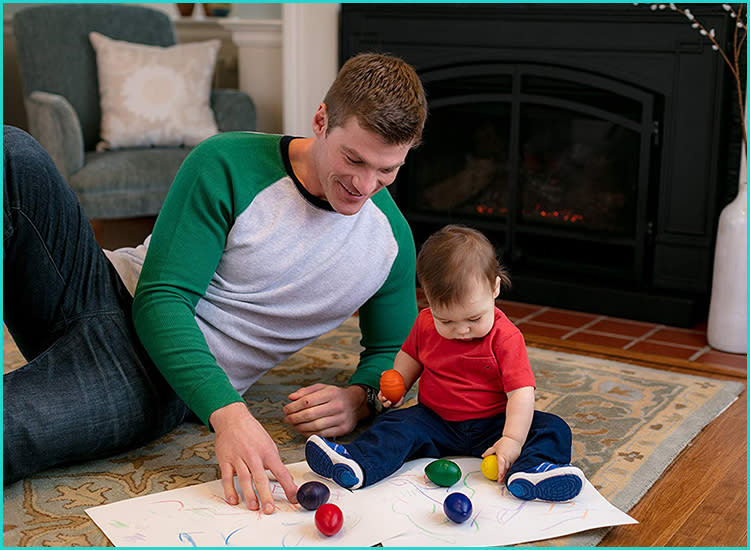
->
<box><xmin>89</xmin><ymin>32</ymin><xmax>220</xmax><ymax>150</ymax></box>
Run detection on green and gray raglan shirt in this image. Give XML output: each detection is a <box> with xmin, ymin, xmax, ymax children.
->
<box><xmin>104</xmin><ymin>132</ymin><xmax>417</xmax><ymax>426</ymax></box>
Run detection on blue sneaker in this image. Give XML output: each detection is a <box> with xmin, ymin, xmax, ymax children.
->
<box><xmin>305</xmin><ymin>435</ymin><xmax>364</xmax><ymax>489</ymax></box>
<box><xmin>507</xmin><ymin>462</ymin><xmax>585</xmax><ymax>502</ymax></box>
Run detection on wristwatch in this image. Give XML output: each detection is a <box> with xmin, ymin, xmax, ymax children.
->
<box><xmin>354</xmin><ymin>384</ymin><xmax>384</xmax><ymax>418</ymax></box>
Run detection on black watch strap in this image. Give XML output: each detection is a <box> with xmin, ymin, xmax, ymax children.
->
<box><xmin>354</xmin><ymin>384</ymin><xmax>383</xmax><ymax>417</ymax></box>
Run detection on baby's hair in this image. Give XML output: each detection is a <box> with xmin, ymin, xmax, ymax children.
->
<box><xmin>416</xmin><ymin>224</ymin><xmax>510</xmax><ymax>307</ymax></box>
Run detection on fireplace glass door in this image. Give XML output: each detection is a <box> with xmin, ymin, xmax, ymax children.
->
<box><xmin>400</xmin><ymin>64</ymin><xmax>656</xmax><ymax>283</ymax></box>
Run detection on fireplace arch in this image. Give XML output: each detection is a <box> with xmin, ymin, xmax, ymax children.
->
<box><xmin>402</xmin><ymin>62</ymin><xmax>657</xmax><ymax>286</ymax></box>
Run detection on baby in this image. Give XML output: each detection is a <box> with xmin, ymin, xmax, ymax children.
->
<box><xmin>305</xmin><ymin>224</ymin><xmax>585</xmax><ymax>502</ymax></box>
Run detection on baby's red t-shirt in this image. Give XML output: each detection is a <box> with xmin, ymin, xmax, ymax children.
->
<box><xmin>401</xmin><ymin>307</ymin><xmax>535</xmax><ymax>421</ymax></box>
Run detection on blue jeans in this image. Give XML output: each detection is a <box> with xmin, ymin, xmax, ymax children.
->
<box><xmin>345</xmin><ymin>403</ymin><xmax>572</xmax><ymax>487</ymax></box>
<box><xmin>3</xmin><ymin>126</ymin><xmax>192</xmax><ymax>484</ymax></box>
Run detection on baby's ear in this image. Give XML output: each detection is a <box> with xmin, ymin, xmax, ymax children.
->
<box><xmin>493</xmin><ymin>276</ymin><xmax>502</xmax><ymax>298</ymax></box>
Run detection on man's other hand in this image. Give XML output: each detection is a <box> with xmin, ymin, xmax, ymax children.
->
<box><xmin>283</xmin><ymin>383</ymin><xmax>368</xmax><ymax>437</ymax></box>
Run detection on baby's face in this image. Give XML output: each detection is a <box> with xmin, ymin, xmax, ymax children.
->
<box><xmin>429</xmin><ymin>276</ymin><xmax>500</xmax><ymax>341</ymax></box>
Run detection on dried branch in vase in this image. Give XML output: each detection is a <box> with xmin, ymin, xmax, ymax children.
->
<box><xmin>635</xmin><ymin>3</ymin><xmax>747</xmax><ymax>147</ymax></box>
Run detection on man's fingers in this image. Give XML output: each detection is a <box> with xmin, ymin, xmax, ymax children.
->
<box><xmin>286</xmin><ymin>415</ymin><xmax>334</xmax><ymax>436</ymax></box>
<box><xmin>284</xmin><ymin>394</ymin><xmax>342</xmax><ymax>428</ymax></box>
<box><xmin>285</xmin><ymin>405</ymin><xmax>348</xmax><ymax>436</ymax></box>
<box><xmin>236</xmin><ymin>467</ymin><xmax>259</xmax><ymax>511</ymax></box>
<box><xmin>283</xmin><ymin>400</ymin><xmax>331</xmax><ymax>428</ymax></box>
<box><xmin>283</xmin><ymin>384</ymin><xmax>325</xmax><ymax>414</ymax></box>
<box><xmin>287</xmin><ymin>383</ymin><xmax>323</xmax><ymax>399</ymax></box>
<box><xmin>282</xmin><ymin>396</ymin><xmax>312</xmax><ymax>416</ymax></box>
<box><xmin>268</xmin><ymin>459</ymin><xmax>299</xmax><ymax>504</ymax></box>
<box><xmin>224</xmin><ymin>460</ymin><xmax>298</xmax><ymax>514</ymax></box>
<box><xmin>248</xmin><ymin>464</ymin><xmax>276</xmax><ymax>515</ymax></box>
<box><xmin>219</xmin><ymin>463</ymin><xmax>239</xmax><ymax>506</ymax></box>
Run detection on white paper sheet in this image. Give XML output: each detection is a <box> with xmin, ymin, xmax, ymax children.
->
<box><xmin>86</xmin><ymin>458</ymin><xmax>636</xmax><ymax>547</ymax></box>
<box><xmin>372</xmin><ymin>457</ymin><xmax>637</xmax><ymax>547</ymax></box>
<box><xmin>85</xmin><ymin>462</ymin><xmax>409</xmax><ymax>547</ymax></box>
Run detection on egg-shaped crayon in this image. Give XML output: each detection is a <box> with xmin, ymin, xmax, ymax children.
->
<box><xmin>480</xmin><ymin>454</ymin><xmax>499</xmax><ymax>481</ymax></box>
<box><xmin>425</xmin><ymin>459</ymin><xmax>461</xmax><ymax>487</ymax></box>
<box><xmin>443</xmin><ymin>492</ymin><xmax>473</xmax><ymax>523</ymax></box>
<box><xmin>296</xmin><ymin>481</ymin><xmax>330</xmax><ymax>511</ymax></box>
<box><xmin>315</xmin><ymin>503</ymin><xmax>344</xmax><ymax>536</ymax></box>
<box><xmin>379</xmin><ymin>369</ymin><xmax>406</xmax><ymax>402</ymax></box>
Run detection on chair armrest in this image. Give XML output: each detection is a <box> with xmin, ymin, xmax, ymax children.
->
<box><xmin>211</xmin><ymin>89</ymin><xmax>257</xmax><ymax>132</ymax></box>
<box><xmin>24</xmin><ymin>91</ymin><xmax>85</xmax><ymax>178</ymax></box>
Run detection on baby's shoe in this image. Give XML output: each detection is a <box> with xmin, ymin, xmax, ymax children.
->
<box><xmin>305</xmin><ymin>435</ymin><xmax>364</xmax><ymax>489</ymax></box>
<box><xmin>506</xmin><ymin>462</ymin><xmax>585</xmax><ymax>502</ymax></box>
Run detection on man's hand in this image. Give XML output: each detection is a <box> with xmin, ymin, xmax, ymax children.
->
<box><xmin>283</xmin><ymin>383</ymin><xmax>368</xmax><ymax>437</ymax></box>
<box><xmin>209</xmin><ymin>402</ymin><xmax>298</xmax><ymax>514</ymax></box>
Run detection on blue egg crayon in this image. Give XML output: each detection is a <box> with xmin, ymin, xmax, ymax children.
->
<box><xmin>443</xmin><ymin>492</ymin><xmax>473</xmax><ymax>523</ymax></box>
<box><xmin>296</xmin><ymin>481</ymin><xmax>330</xmax><ymax>511</ymax></box>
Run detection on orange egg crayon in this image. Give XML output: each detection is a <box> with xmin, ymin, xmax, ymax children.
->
<box><xmin>380</xmin><ymin>369</ymin><xmax>406</xmax><ymax>402</ymax></box>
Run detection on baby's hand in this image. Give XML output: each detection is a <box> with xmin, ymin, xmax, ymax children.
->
<box><xmin>378</xmin><ymin>390</ymin><xmax>404</xmax><ymax>409</ymax></box>
<box><xmin>482</xmin><ymin>436</ymin><xmax>523</xmax><ymax>482</ymax></box>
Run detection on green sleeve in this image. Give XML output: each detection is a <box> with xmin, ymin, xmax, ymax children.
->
<box><xmin>132</xmin><ymin>134</ymin><xmax>274</xmax><ymax>426</ymax></box>
<box><xmin>350</xmin><ymin>191</ymin><xmax>418</xmax><ymax>389</ymax></box>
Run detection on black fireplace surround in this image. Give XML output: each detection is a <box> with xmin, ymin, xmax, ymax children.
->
<box><xmin>341</xmin><ymin>3</ymin><xmax>744</xmax><ymax>327</ymax></box>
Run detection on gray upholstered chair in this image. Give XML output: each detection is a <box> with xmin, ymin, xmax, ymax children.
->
<box><xmin>12</xmin><ymin>3</ymin><xmax>256</xmax><ymax>220</ymax></box>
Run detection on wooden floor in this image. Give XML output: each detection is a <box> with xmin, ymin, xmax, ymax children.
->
<box><xmin>600</xmin><ymin>392</ymin><xmax>746</xmax><ymax>546</ymax></box>
<box><xmin>524</xmin><ymin>334</ymin><xmax>747</xmax><ymax>547</ymax></box>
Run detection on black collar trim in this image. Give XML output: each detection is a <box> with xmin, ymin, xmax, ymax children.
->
<box><xmin>280</xmin><ymin>136</ymin><xmax>334</xmax><ymax>212</ymax></box>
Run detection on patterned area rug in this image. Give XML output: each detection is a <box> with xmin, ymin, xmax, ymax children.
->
<box><xmin>3</xmin><ymin>317</ymin><xmax>744</xmax><ymax>547</ymax></box>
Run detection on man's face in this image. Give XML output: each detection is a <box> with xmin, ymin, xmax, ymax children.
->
<box><xmin>313</xmin><ymin>109</ymin><xmax>412</xmax><ymax>216</ymax></box>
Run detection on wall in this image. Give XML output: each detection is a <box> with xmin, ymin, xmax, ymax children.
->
<box><xmin>134</xmin><ymin>3</ymin><xmax>282</xmax><ymax>20</ymax></box>
<box><xmin>281</xmin><ymin>4</ymin><xmax>339</xmax><ymax>136</ymax></box>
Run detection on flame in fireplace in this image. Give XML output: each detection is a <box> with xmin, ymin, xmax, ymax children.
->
<box><xmin>524</xmin><ymin>203</ymin><xmax>584</xmax><ymax>224</ymax></box>
<box><xmin>475</xmin><ymin>203</ymin><xmax>584</xmax><ymax>224</ymax></box>
<box><xmin>476</xmin><ymin>205</ymin><xmax>508</xmax><ymax>216</ymax></box>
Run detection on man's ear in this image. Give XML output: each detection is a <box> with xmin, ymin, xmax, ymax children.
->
<box><xmin>312</xmin><ymin>103</ymin><xmax>328</xmax><ymax>137</ymax></box>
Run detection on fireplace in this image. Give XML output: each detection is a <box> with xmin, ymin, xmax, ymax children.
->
<box><xmin>405</xmin><ymin>64</ymin><xmax>653</xmax><ymax>280</ymax></box>
<box><xmin>341</xmin><ymin>3</ymin><xmax>744</xmax><ymax>327</ymax></box>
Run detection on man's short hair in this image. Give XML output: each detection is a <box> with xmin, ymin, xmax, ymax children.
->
<box><xmin>323</xmin><ymin>53</ymin><xmax>427</xmax><ymax>147</ymax></box>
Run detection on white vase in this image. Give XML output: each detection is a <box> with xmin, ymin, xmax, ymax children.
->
<box><xmin>706</xmin><ymin>146</ymin><xmax>747</xmax><ymax>354</ymax></box>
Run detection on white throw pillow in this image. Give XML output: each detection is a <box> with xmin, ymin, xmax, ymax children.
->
<box><xmin>89</xmin><ymin>32</ymin><xmax>220</xmax><ymax>150</ymax></box>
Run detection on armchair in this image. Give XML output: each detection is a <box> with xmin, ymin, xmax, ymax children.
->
<box><xmin>12</xmin><ymin>3</ymin><xmax>256</xmax><ymax>220</ymax></box>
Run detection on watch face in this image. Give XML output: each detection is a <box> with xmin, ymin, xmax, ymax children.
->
<box><xmin>355</xmin><ymin>384</ymin><xmax>383</xmax><ymax>415</ymax></box>
<box><xmin>367</xmin><ymin>387</ymin><xmax>383</xmax><ymax>413</ymax></box>
<box><xmin>364</xmin><ymin>386</ymin><xmax>375</xmax><ymax>404</ymax></box>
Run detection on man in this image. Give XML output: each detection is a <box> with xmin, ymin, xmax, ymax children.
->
<box><xmin>3</xmin><ymin>53</ymin><xmax>427</xmax><ymax>514</ymax></box>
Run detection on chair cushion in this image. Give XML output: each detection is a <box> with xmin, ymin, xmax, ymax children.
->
<box><xmin>68</xmin><ymin>147</ymin><xmax>192</xmax><ymax>219</ymax></box>
<box><xmin>89</xmin><ymin>32</ymin><xmax>220</xmax><ymax>150</ymax></box>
